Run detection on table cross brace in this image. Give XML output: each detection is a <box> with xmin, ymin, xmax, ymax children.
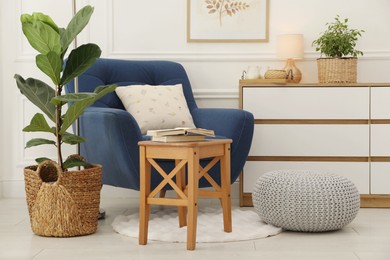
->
<box><xmin>198</xmin><ymin>157</ymin><xmax>222</xmax><ymax>192</ymax></box>
<box><xmin>147</xmin><ymin>158</ymin><xmax>188</xmax><ymax>200</ymax></box>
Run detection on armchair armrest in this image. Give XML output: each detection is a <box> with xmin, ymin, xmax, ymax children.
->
<box><xmin>78</xmin><ymin>107</ymin><xmax>143</xmax><ymax>189</ymax></box>
<box><xmin>191</xmin><ymin>108</ymin><xmax>254</xmax><ymax>151</ymax></box>
<box><xmin>191</xmin><ymin>108</ymin><xmax>254</xmax><ymax>183</ymax></box>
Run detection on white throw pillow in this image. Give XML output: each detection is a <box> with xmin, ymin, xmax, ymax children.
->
<box><xmin>115</xmin><ymin>84</ymin><xmax>195</xmax><ymax>134</ymax></box>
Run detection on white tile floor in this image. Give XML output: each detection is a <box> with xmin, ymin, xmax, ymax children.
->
<box><xmin>1</xmin><ymin>197</ymin><xmax>390</xmax><ymax>260</ymax></box>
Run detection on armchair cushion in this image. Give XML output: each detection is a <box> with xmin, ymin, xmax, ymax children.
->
<box><xmin>115</xmin><ymin>84</ymin><xmax>195</xmax><ymax>134</ymax></box>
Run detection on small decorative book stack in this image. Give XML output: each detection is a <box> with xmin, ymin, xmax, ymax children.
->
<box><xmin>146</xmin><ymin>128</ymin><xmax>215</xmax><ymax>142</ymax></box>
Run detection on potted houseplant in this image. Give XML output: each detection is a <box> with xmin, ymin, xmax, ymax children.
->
<box><xmin>312</xmin><ymin>15</ymin><xmax>364</xmax><ymax>83</ymax></box>
<box><xmin>14</xmin><ymin>5</ymin><xmax>116</xmax><ymax>237</ymax></box>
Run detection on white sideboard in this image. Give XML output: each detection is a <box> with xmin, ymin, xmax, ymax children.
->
<box><xmin>239</xmin><ymin>80</ymin><xmax>390</xmax><ymax>207</ymax></box>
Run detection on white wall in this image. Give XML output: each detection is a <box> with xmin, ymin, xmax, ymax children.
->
<box><xmin>1</xmin><ymin>0</ymin><xmax>390</xmax><ymax>198</ymax></box>
<box><xmin>0</xmin><ymin>0</ymin><xmax>5</xmax><ymax>198</ymax></box>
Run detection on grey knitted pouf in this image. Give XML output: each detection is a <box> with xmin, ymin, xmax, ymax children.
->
<box><xmin>252</xmin><ymin>170</ymin><xmax>360</xmax><ymax>232</ymax></box>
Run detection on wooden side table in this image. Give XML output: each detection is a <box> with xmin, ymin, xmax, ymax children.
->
<box><xmin>138</xmin><ymin>139</ymin><xmax>232</xmax><ymax>250</ymax></box>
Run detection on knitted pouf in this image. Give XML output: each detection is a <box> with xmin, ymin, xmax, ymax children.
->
<box><xmin>252</xmin><ymin>170</ymin><xmax>360</xmax><ymax>232</ymax></box>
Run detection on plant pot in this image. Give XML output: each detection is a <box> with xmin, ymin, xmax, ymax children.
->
<box><xmin>24</xmin><ymin>160</ymin><xmax>102</xmax><ymax>237</ymax></box>
<box><xmin>317</xmin><ymin>57</ymin><xmax>357</xmax><ymax>83</ymax></box>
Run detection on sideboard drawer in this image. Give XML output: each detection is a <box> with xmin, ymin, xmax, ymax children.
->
<box><xmin>371</xmin><ymin>125</ymin><xmax>390</xmax><ymax>156</ymax></box>
<box><xmin>249</xmin><ymin>124</ymin><xmax>369</xmax><ymax>156</ymax></box>
<box><xmin>243</xmin><ymin>87</ymin><xmax>369</xmax><ymax>119</ymax></box>
<box><xmin>243</xmin><ymin>161</ymin><xmax>369</xmax><ymax>194</ymax></box>
<box><xmin>371</xmin><ymin>163</ymin><xmax>390</xmax><ymax>194</ymax></box>
<box><xmin>371</xmin><ymin>87</ymin><xmax>390</xmax><ymax>119</ymax></box>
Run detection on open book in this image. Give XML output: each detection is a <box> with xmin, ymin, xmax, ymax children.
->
<box><xmin>146</xmin><ymin>127</ymin><xmax>215</xmax><ymax>137</ymax></box>
<box><xmin>151</xmin><ymin>135</ymin><xmax>207</xmax><ymax>143</ymax></box>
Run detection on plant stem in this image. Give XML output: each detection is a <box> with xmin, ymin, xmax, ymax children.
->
<box><xmin>56</xmin><ymin>85</ymin><xmax>64</xmax><ymax>171</ymax></box>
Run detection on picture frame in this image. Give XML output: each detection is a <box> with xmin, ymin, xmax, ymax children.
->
<box><xmin>187</xmin><ymin>0</ymin><xmax>269</xmax><ymax>43</ymax></box>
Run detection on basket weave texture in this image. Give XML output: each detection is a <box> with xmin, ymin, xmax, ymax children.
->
<box><xmin>264</xmin><ymin>70</ymin><xmax>287</xmax><ymax>79</ymax></box>
<box><xmin>24</xmin><ymin>160</ymin><xmax>102</xmax><ymax>237</ymax></box>
<box><xmin>317</xmin><ymin>58</ymin><xmax>357</xmax><ymax>83</ymax></box>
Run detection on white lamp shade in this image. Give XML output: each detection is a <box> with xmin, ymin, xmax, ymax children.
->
<box><xmin>277</xmin><ymin>34</ymin><xmax>304</xmax><ymax>60</ymax></box>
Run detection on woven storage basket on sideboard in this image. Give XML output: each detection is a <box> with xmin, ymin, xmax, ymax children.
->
<box><xmin>317</xmin><ymin>57</ymin><xmax>357</xmax><ymax>83</ymax></box>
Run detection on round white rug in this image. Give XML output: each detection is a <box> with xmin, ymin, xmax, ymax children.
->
<box><xmin>112</xmin><ymin>207</ymin><xmax>282</xmax><ymax>243</ymax></box>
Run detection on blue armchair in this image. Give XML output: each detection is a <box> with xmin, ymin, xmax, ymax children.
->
<box><xmin>66</xmin><ymin>59</ymin><xmax>254</xmax><ymax>191</ymax></box>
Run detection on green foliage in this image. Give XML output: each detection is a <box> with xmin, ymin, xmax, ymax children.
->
<box><xmin>14</xmin><ymin>75</ymin><xmax>56</xmax><ymax>122</ymax></box>
<box><xmin>63</xmin><ymin>156</ymin><xmax>91</xmax><ymax>170</ymax></box>
<box><xmin>36</xmin><ymin>51</ymin><xmax>62</xmax><ymax>85</ymax></box>
<box><xmin>60</xmin><ymin>5</ymin><xmax>94</xmax><ymax>54</ymax></box>
<box><xmin>60</xmin><ymin>43</ymin><xmax>102</xmax><ymax>86</ymax></box>
<box><xmin>25</xmin><ymin>138</ymin><xmax>56</xmax><ymax>148</ymax></box>
<box><xmin>312</xmin><ymin>15</ymin><xmax>365</xmax><ymax>58</ymax></box>
<box><xmin>22</xmin><ymin>113</ymin><xmax>54</xmax><ymax>133</ymax></box>
<box><xmin>15</xmin><ymin>6</ymin><xmax>117</xmax><ymax>170</ymax></box>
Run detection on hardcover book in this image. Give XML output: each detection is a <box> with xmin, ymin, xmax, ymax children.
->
<box><xmin>147</xmin><ymin>127</ymin><xmax>215</xmax><ymax>137</ymax></box>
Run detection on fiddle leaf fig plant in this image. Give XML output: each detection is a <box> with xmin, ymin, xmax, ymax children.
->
<box><xmin>14</xmin><ymin>5</ymin><xmax>117</xmax><ymax>171</ymax></box>
<box><xmin>312</xmin><ymin>15</ymin><xmax>365</xmax><ymax>58</ymax></box>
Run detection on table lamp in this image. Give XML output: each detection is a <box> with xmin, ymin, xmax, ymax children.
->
<box><xmin>277</xmin><ymin>34</ymin><xmax>304</xmax><ymax>83</ymax></box>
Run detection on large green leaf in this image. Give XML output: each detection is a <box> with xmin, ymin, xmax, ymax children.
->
<box><xmin>23</xmin><ymin>113</ymin><xmax>55</xmax><ymax>134</ymax></box>
<box><xmin>21</xmin><ymin>12</ymin><xmax>59</xmax><ymax>33</ymax></box>
<box><xmin>25</xmin><ymin>138</ymin><xmax>56</xmax><ymax>148</ymax></box>
<box><xmin>22</xmin><ymin>20</ymin><xmax>61</xmax><ymax>55</ymax></box>
<box><xmin>51</xmin><ymin>93</ymin><xmax>95</xmax><ymax>106</ymax></box>
<box><xmin>63</xmin><ymin>157</ymin><xmax>91</xmax><ymax>169</ymax></box>
<box><xmin>60</xmin><ymin>5</ymin><xmax>94</xmax><ymax>53</ymax></box>
<box><xmin>35</xmin><ymin>157</ymin><xmax>52</xmax><ymax>164</ymax></box>
<box><xmin>14</xmin><ymin>74</ymin><xmax>56</xmax><ymax>122</ymax></box>
<box><xmin>58</xmin><ymin>28</ymin><xmax>68</xmax><ymax>59</ymax></box>
<box><xmin>62</xmin><ymin>132</ymin><xmax>86</xmax><ymax>145</ymax></box>
<box><xmin>60</xmin><ymin>43</ymin><xmax>101</xmax><ymax>86</ymax></box>
<box><xmin>36</xmin><ymin>51</ymin><xmax>62</xmax><ymax>85</ymax></box>
<box><xmin>60</xmin><ymin>84</ymin><xmax>117</xmax><ymax>134</ymax></box>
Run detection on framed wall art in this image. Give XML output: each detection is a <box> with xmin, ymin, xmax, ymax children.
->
<box><xmin>187</xmin><ymin>0</ymin><xmax>269</xmax><ymax>43</ymax></box>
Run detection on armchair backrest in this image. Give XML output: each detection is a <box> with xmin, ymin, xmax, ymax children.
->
<box><xmin>65</xmin><ymin>59</ymin><xmax>197</xmax><ymax>111</ymax></box>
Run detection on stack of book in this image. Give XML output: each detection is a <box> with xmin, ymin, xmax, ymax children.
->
<box><xmin>146</xmin><ymin>127</ymin><xmax>215</xmax><ymax>142</ymax></box>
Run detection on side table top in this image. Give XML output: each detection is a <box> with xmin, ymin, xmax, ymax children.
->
<box><xmin>138</xmin><ymin>139</ymin><xmax>232</xmax><ymax>148</ymax></box>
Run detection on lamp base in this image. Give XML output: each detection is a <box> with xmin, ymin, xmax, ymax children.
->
<box><xmin>284</xmin><ymin>59</ymin><xmax>302</xmax><ymax>83</ymax></box>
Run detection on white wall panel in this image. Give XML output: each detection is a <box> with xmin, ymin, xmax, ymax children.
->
<box><xmin>2</xmin><ymin>0</ymin><xmax>390</xmax><ymax>197</ymax></box>
<box><xmin>0</xmin><ymin>0</ymin><xmax>4</xmax><ymax>198</ymax></box>
<box><xmin>109</xmin><ymin>0</ymin><xmax>187</xmax><ymax>54</ymax></box>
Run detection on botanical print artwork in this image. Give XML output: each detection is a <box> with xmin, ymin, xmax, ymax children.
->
<box><xmin>205</xmin><ymin>0</ymin><xmax>250</xmax><ymax>27</ymax></box>
<box><xmin>187</xmin><ymin>0</ymin><xmax>269</xmax><ymax>42</ymax></box>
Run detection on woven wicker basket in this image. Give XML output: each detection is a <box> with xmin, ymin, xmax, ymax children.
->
<box><xmin>317</xmin><ymin>58</ymin><xmax>357</xmax><ymax>83</ymax></box>
<box><xmin>24</xmin><ymin>160</ymin><xmax>102</xmax><ymax>237</ymax></box>
<box><xmin>264</xmin><ymin>69</ymin><xmax>287</xmax><ymax>79</ymax></box>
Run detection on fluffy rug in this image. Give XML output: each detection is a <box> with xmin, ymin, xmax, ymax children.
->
<box><xmin>112</xmin><ymin>207</ymin><xmax>282</xmax><ymax>243</ymax></box>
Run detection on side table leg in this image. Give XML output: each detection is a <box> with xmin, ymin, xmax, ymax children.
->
<box><xmin>139</xmin><ymin>146</ymin><xmax>151</xmax><ymax>245</ymax></box>
<box><xmin>186</xmin><ymin>147</ymin><xmax>199</xmax><ymax>250</ymax></box>
<box><xmin>176</xmin><ymin>159</ymin><xmax>187</xmax><ymax>227</ymax></box>
<box><xmin>220</xmin><ymin>144</ymin><xmax>232</xmax><ymax>233</ymax></box>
